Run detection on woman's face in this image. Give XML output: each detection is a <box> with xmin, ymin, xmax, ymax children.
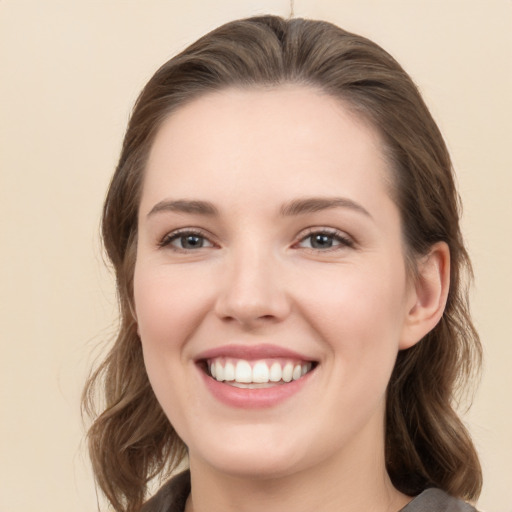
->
<box><xmin>134</xmin><ymin>86</ymin><xmax>419</xmax><ymax>479</ymax></box>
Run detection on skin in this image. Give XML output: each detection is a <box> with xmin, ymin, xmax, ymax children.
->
<box><xmin>134</xmin><ymin>86</ymin><xmax>449</xmax><ymax>512</ymax></box>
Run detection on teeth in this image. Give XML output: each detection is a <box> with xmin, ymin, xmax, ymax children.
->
<box><xmin>252</xmin><ymin>361</ymin><xmax>270</xmax><ymax>383</ymax></box>
<box><xmin>215</xmin><ymin>360</ymin><xmax>224</xmax><ymax>381</ymax></box>
<box><xmin>209</xmin><ymin>359</ymin><xmax>313</xmax><ymax>385</ymax></box>
<box><xmin>235</xmin><ymin>360</ymin><xmax>252</xmax><ymax>383</ymax></box>
<box><xmin>224</xmin><ymin>361</ymin><xmax>235</xmax><ymax>381</ymax></box>
<box><xmin>282</xmin><ymin>362</ymin><xmax>293</xmax><ymax>382</ymax></box>
<box><xmin>269</xmin><ymin>362</ymin><xmax>282</xmax><ymax>382</ymax></box>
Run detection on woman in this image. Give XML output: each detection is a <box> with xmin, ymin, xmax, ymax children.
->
<box><xmin>83</xmin><ymin>15</ymin><xmax>482</xmax><ymax>512</ymax></box>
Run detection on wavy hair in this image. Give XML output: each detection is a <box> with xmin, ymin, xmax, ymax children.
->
<box><xmin>82</xmin><ymin>15</ymin><xmax>482</xmax><ymax>512</ymax></box>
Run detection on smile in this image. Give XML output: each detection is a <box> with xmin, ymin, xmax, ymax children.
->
<box><xmin>194</xmin><ymin>345</ymin><xmax>318</xmax><ymax>407</ymax></box>
<box><xmin>207</xmin><ymin>358</ymin><xmax>314</xmax><ymax>387</ymax></box>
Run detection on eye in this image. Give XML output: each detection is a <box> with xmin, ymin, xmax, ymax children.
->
<box><xmin>159</xmin><ymin>230</ymin><xmax>215</xmax><ymax>251</ymax></box>
<box><xmin>296</xmin><ymin>229</ymin><xmax>354</xmax><ymax>250</ymax></box>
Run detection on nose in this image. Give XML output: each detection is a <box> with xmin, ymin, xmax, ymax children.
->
<box><xmin>214</xmin><ymin>244</ymin><xmax>291</xmax><ymax>328</ymax></box>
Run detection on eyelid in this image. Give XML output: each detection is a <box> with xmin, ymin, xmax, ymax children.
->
<box><xmin>158</xmin><ymin>227</ymin><xmax>217</xmax><ymax>250</ymax></box>
<box><xmin>294</xmin><ymin>227</ymin><xmax>355</xmax><ymax>250</ymax></box>
<box><xmin>157</xmin><ymin>226</ymin><xmax>355</xmax><ymax>252</ymax></box>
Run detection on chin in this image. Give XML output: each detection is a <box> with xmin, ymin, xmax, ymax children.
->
<box><xmin>190</xmin><ymin>428</ymin><xmax>309</xmax><ymax>480</ymax></box>
<box><xmin>205</xmin><ymin>454</ymin><xmax>302</xmax><ymax>481</ymax></box>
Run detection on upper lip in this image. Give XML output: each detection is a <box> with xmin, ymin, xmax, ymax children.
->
<box><xmin>194</xmin><ymin>344</ymin><xmax>317</xmax><ymax>362</ymax></box>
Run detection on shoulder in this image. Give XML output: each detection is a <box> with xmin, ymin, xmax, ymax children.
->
<box><xmin>401</xmin><ymin>488</ymin><xmax>478</xmax><ymax>512</ymax></box>
<box><xmin>141</xmin><ymin>470</ymin><xmax>191</xmax><ymax>512</ymax></box>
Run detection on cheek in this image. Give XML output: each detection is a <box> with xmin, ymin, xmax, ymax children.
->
<box><xmin>293</xmin><ymin>261</ymin><xmax>408</xmax><ymax>384</ymax></box>
<box><xmin>298</xmin><ymin>263</ymin><xmax>407</xmax><ymax>337</ymax></box>
<box><xmin>133</xmin><ymin>264</ymin><xmax>210</xmax><ymax>348</ymax></box>
<box><xmin>133</xmin><ymin>266</ymin><xmax>208</xmax><ymax>408</ymax></box>
<box><xmin>133</xmin><ymin>266</ymin><xmax>206</xmax><ymax>431</ymax></box>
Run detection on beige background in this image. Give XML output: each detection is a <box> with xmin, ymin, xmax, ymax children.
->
<box><xmin>1</xmin><ymin>1</ymin><xmax>510</xmax><ymax>511</ymax></box>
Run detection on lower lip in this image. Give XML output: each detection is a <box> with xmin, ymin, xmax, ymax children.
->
<box><xmin>198</xmin><ymin>366</ymin><xmax>314</xmax><ymax>409</ymax></box>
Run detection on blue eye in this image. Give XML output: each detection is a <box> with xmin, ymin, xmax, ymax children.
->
<box><xmin>298</xmin><ymin>231</ymin><xmax>353</xmax><ymax>250</ymax></box>
<box><xmin>161</xmin><ymin>231</ymin><xmax>214</xmax><ymax>250</ymax></box>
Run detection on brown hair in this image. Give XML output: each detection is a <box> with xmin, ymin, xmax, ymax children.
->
<box><xmin>82</xmin><ymin>15</ymin><xmax>482</xmax><ymax>512</ymax></box>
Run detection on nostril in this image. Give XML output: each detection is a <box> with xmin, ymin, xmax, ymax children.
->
<box><xmin>214</xmin><ymin>272</ymin><xmax>291</xmax><ymax>326</ymax></box>
<box><xmin>218</xmin><ymin>311</ymin><xmax>282</xmax><ymax>327</ymax></box>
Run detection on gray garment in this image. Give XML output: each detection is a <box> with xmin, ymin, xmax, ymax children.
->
<box><xmin>142</xmin><ymin>471</ymin><xmax>190</xmax><ymax>512</ymax></box>
<box><xmin>142</xmin><ymin>471</ymin><xmax>478</xmax><ymax>512</ymax></box>
<box><xmin>400</xmin><ymin>488</ymin><xmax>477</xmax><ymax>512</ymax></box>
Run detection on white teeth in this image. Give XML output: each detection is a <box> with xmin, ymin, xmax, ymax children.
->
<box><xmin>224</xmin><ymin>361</ymin><xmax>235</xmax><ymax>381</ymax></box>
<box><xmin>208</xmin><ymin>359</ymin><xmax>314</xmax><ymax>384</ymax></box>
<box><xmin>252</xmin><ymin>361</ymin><xmax>270</xmax><ymax>383</ymax></box>
<box><xmin>215</xmin><ymin>360</ymin><xmax>224</xmax><ymax>382</ymax></box>
<box><xmin>235</xmin><ymin>360</ymin><xmax>252</xmax><ymax>383</ymax></box>
<box><xmin>269</xmin><ymin>362</ymin><xmax>282</xmax><ymax>382</ymax></box>
<box><xmin>282</xmin><ymin>362</ymin><xmax>293</xmax><ymax>382</ymax></box>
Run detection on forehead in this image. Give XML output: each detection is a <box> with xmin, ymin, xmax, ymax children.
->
<box><xmin>141</xmin><ymin>85</ymin><xmax>393</xmax><ymax>215</ymax></box>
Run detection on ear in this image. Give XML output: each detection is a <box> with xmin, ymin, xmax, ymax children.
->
<box><xmin>400</xmin><ymin>242</ymin><xmax>450</xmax><ymax>350</ymax></box>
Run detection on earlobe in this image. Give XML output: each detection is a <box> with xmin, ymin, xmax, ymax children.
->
<box><xmin>400</xmin><ymin>242</ymin><xmax>450</xmax><ymax>350</ymax></box>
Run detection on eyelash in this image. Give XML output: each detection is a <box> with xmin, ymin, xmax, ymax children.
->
<box><xmin>158</xmin><ymin>228</ymin><xmax>354</xmax><ymax>252</ymax></box>
<box><xmin>158</xmin><ymin>229</ymin><xmax>215</xmax><ymax>251</ymax></box>
<box><xmin>295</xmin><ymin>228</ymin><xmax>355</xmax><ymax>251</ymax></box>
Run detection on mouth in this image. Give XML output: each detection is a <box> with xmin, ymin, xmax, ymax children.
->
<box><xmin>199</xmin><ymin>357</ymin><xmax>317</xmax><ymax>388</ymax></box>
<box><xmin>194</xmin><ymin>344</ymin><xmax>319</xmax><ymax>407</ymax></box>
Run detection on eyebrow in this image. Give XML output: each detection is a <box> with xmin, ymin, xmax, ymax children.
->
<box><xmin>147</xmin><ymin>199</ymin><xmax>219</xmax><ymax>217</ymax></box>
<box><xmin>280</xmin><ymin>197</ymin><xmax>372</xmax><ymax>218</ymax></box>
<box><xmin>146</xmin><ymin>196</ymin><xmax>372</xmax><ymax>219</ymax></box>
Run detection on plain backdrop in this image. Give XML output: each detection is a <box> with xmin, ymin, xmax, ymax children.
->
<box><xmin>1</xmin><ymin>1</ymin><xmax>511</xmax><ymax>511</ymax></box>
